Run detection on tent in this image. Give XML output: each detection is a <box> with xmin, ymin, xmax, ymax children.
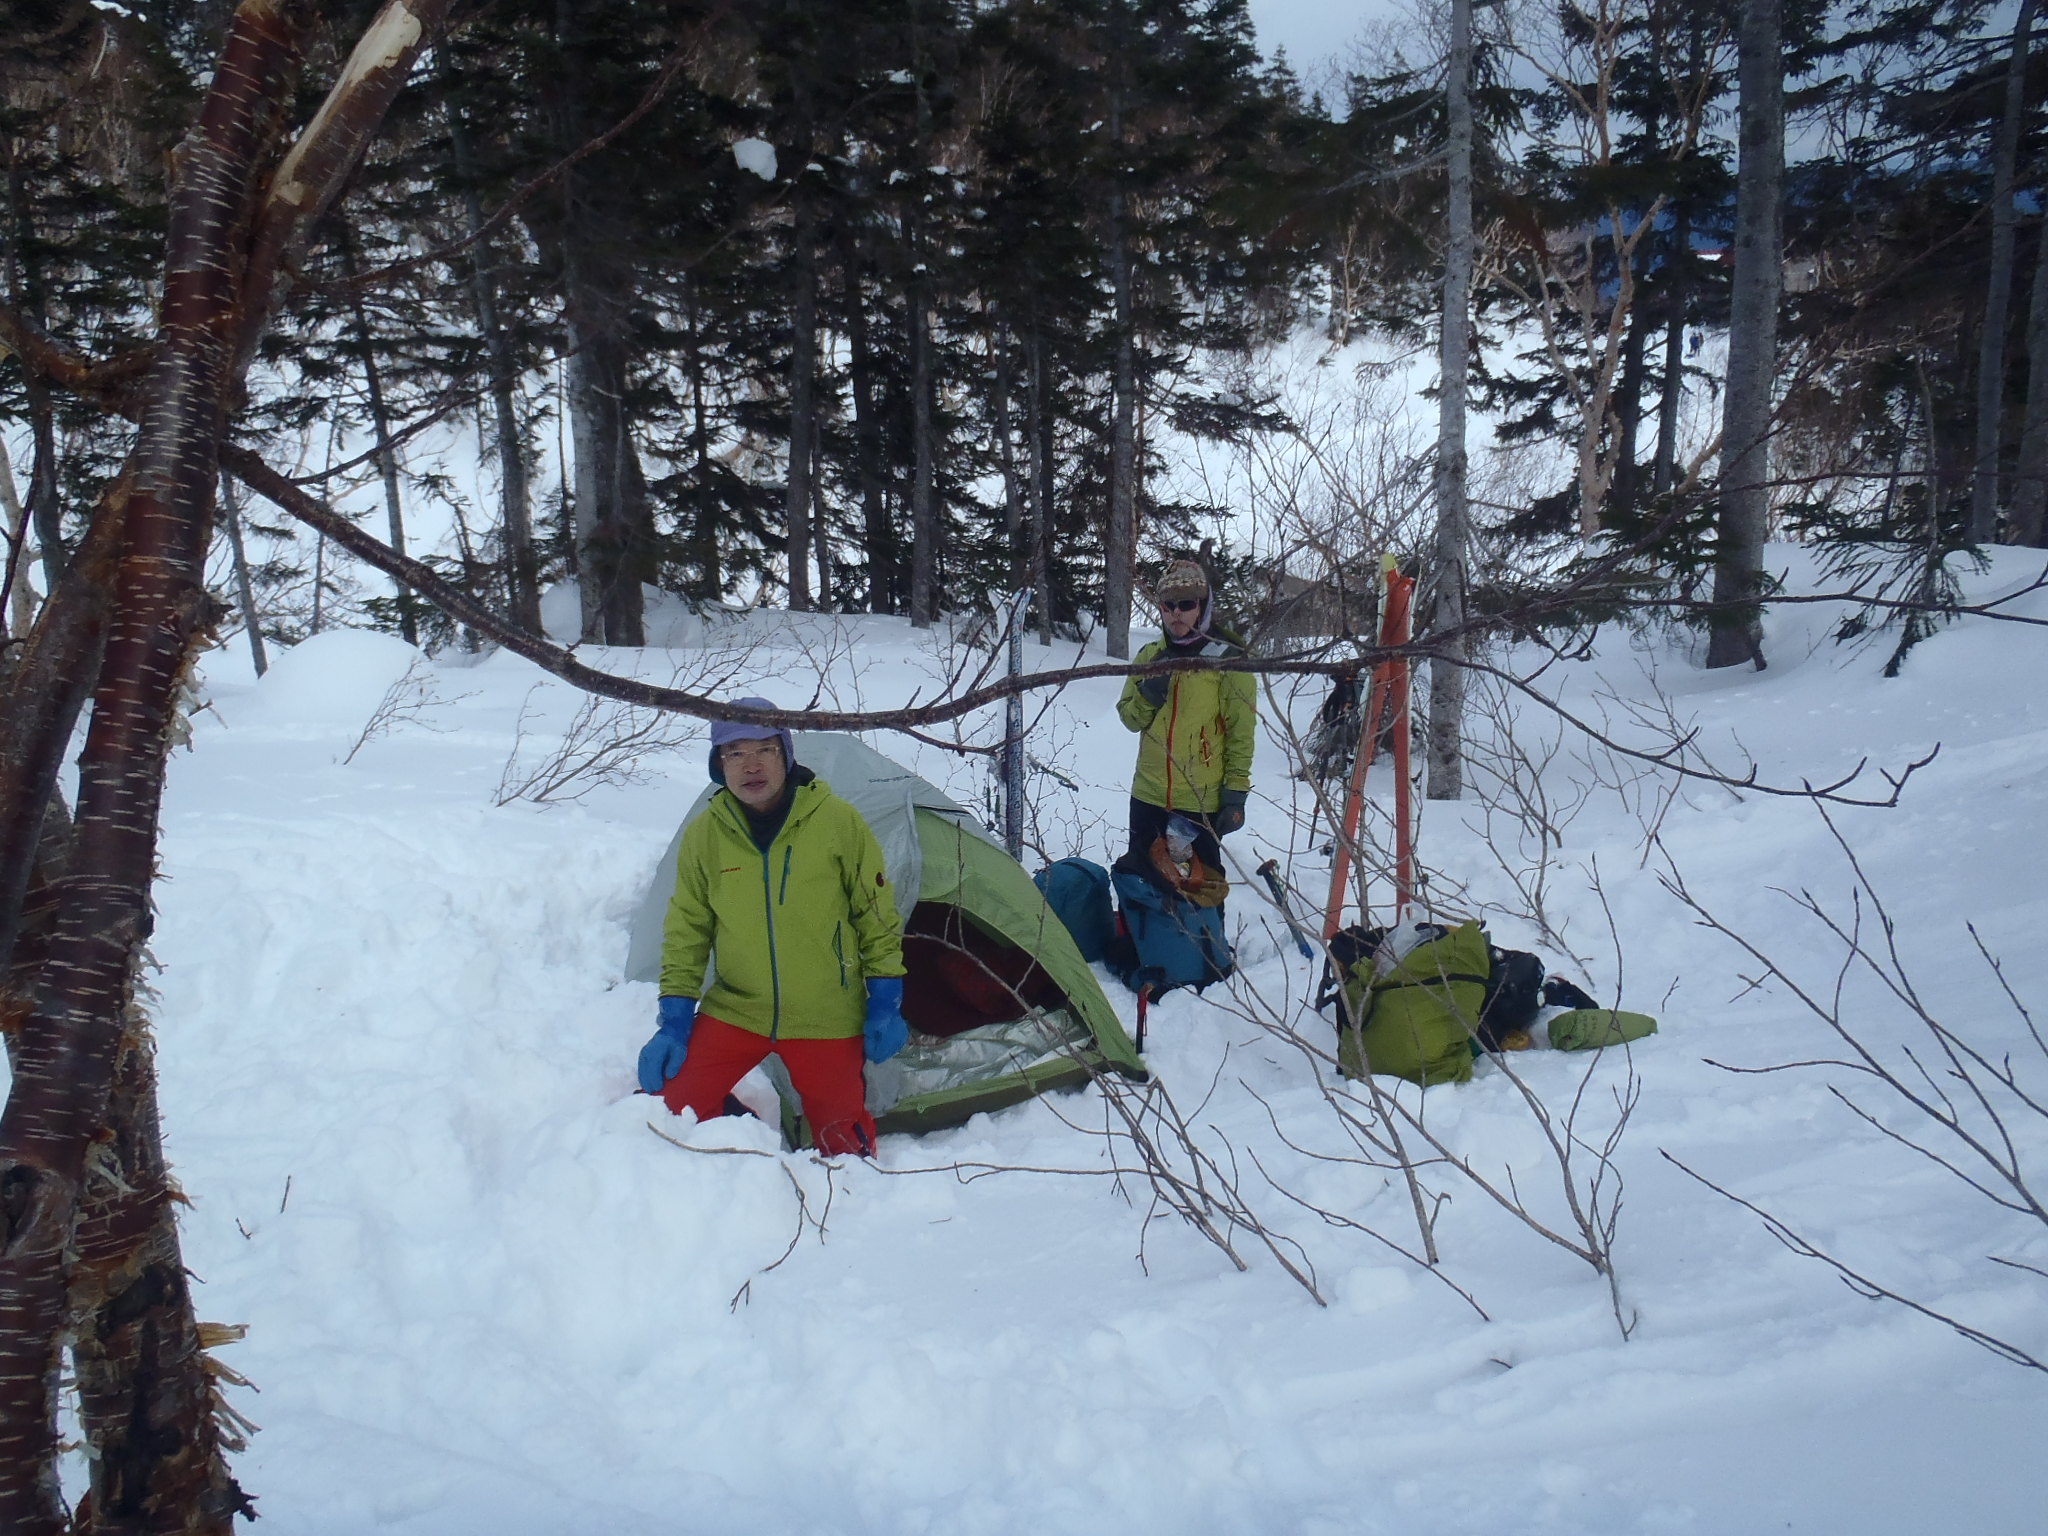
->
<box><xmin>624</xmin><ymin>732</ymin><xmax>1145</xmax><ymax>1144</ymax></box>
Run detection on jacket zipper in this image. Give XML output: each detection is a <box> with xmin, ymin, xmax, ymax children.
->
<box><xmin>724</xmin><ymin>789</ymin><xmax>813</xmax><ymax>1041</ymax></box>
<box><xmin>758</xmin><ymin>844</ymin><xmax>781</xmax><ymax>1039</ymax></box>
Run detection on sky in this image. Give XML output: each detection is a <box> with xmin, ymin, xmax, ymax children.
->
<box><xmin>1246</xmin><ymin>0</ymin><xmax>1405</xmax><ymax>87</ymax></box>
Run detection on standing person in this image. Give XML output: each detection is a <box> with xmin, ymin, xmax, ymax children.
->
<box><xmin>637</xmin><ymin>697</ymin><xmax>908</xmax><ymax>1157</ymax></box>
<box><xmin>1116</xmin><ymin>558</ymin><xmax>1257</xmax><ymax>871</ymax></box>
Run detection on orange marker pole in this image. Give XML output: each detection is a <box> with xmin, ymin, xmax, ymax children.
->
<box><xmin>1322</xmin><ymin>557</ymin><xmax>1410</xmax><ymax>938</ymax></box>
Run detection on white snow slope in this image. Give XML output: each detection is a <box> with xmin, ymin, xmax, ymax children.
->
<box><xmin>39</xmin><ymin>548</ymin><xmax>2048</xmax><ymax>1534</ymax></box>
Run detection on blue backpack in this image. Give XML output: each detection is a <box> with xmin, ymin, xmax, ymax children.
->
<box><xmin>1110</xmin><ymin>866</ymin><xmax>1234</xmax><ymax>995</ymax></box>
<box><xmin>1034</xmin><ymin>857</ymin><xmax>1116</xmax><ymax>963</ymax></box>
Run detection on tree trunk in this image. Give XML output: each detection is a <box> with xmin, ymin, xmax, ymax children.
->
<box><xmin>1611</xmin><ymin>283</ymin><xmax>1650</xmax><ymax>523</ymax></box>
<box><xmin>0</xmin><ymin>4</ymin><xmax>442</xmax><ymax>1523</ymax></box>
<box><xmin>217</xmin><ymin>472</ymin><xmax>268</xmax><ymax>677</ymax></box>
<box><xmin>2010</xmin><ymin>218</ymin><xmax>2048</xmax><ymax>546</ymax></box>
<box><xmin>845</xmin><ymin>257</ymin><xmax>895</xmax><ymax>613</ymax></box>
<box><xmin>24</xmin><ymin>384</ymin><xmax>65</xmax><ymax>601</ymax></box>
<box><xmin>0</xmin><ymin>486</ymin><xmax>126</xmax><ymax>979</ymax></box>
<box><xmin>991</xmin><ymin>324</ymin><xmax>1028</xmax><ymax>597</ymax></box>
<box><xmin>0</xmin><ymin>435</ymin><xmax>37</xmax><ymax>639</ymax></box>
<box><xmin>1106</xmin><ymin>183</ymin><xmax>1138</xmax><ymax>661</ymax></box>
<box><xmin>1706</xmin><ymin>0</ymin><xmax>1782</xmax><ymax>671</ymax></box>
<box><xmin>786</xmin><ymin>191</ymin><xmax>817</xmax><ymax>613</ymax></box>
<box><xmin>1970</xmin><ymin>0</ymin><xmax>2037</xmax><ymax>543</ymax></box>
<box><xmin>338</xmin><ymin>235</ymin><xmax>417</xmax><ymax>646</ymax></box>
<box><xmin>1652</xmin><ymin>212</ymin><xmax>1688</xmax><ymax>502</ymax></box>
<box><xmin>563</xmin><ymin>273</ymin><xmax>647</xmax><ymax>647</ymax></box>
<box><xmin>683</xmin><ymin>279</ymin><xmax>723</xmax><ymax>599</ymax></box>
<box><xmin>909</xmin><ymin>263</ymin><xmax>937</xmax><ymax>627</ymax></box>
<box><xmin>444</xmin><ymin>94</ymin><xmax>538</xmax><ymax>633</ymax></box>
<box><xmin>1027</xmin><ymin>325</ymin><xmax>1055</xmax><ymax>645</ymax></box>
<box><xmin>68</xmin><ymin>1021</ymin><xmax>255</xmax><ymax>1534</ymax></box>
<box><xmin>0</xmin><ymin>6</ymin><xmax>307</xmax><ymax>1523</ymax></box>
<box><xmin>810</xmin><ymin>427</ymin><xmax>831</xmax><ymax>610</ymax></box>
<box><xmin>5</xmin><ymin>154</ymin><xmax>68</xmax><ymax>597</ymax></box>
<box><xmin>1427</xmin><ymin>0</ymin><xmax>1473</xmax><ymax>803</ymax></box>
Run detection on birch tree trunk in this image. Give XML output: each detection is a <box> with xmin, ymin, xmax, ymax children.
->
<box><xmin>0</xmin><ymin>434</ymin><xmax>37</xmax><ymax>638</ymax></box>
<box><xmin>0</xmin><ymin>10</ymin><xmax>303</xmax><ymax>1519</ymax></box>
<box><xmin>1705</xmin><ymin>0</ymin><xmax>1782</xmax><ymax>670</ymax></box>
<box><xmin>1970</xmin><ymin>0</ymin><xmax>2036</xmax><ymax>543</ymax></box>
<box><xmin>0</xmin><ymin>4</ymin><xmax>445</xmax><ymax>1524</ymax></box>
<box><xmin>1426</xmin><ymin>0</ymin><xmax>1474</xmax><ymax>802</ymax></box>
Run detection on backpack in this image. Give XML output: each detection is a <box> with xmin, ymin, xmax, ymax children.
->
<box><xmin>1109</xmin><ymin>862</ymin><xmax>1233</xmax><ymax>996</ymax></box>
<box><xmin>1478</xmin><ymin>946</ymin><xmax>1545</xmax><ymax>1050</ymax></box>
<box><xmin>1330</xmin><ymin>921</ymin><xmax>1490</xmax><ymax>1087</ymax></box>
<box><xmin>1033</xmin><ymin>857</ymin><xmax>1115</xmax><ymax>963</ymax></box>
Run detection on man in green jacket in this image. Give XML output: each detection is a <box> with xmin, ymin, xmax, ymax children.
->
<box><xmin>637</xmin><ymin>697</ymin><xmax>908</xmax><ymax>1156</ymax></box>
<box><xmin>1117</xmin><ymin>558</ymin><xmax>1257</xmax><ymax>870</ymax></box>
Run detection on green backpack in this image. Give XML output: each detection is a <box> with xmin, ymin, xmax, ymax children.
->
<box><xmin>1336</xmin><ymin>921</ymin><xmax>1489</xmax><ymax>1087</ymax></box>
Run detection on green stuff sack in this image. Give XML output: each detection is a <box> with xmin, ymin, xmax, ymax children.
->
<box><xmin>1547</xmin><ymin>1008</ymin><xmax>1658</xmax><ymax>1052</ymax></box>
<box><xmin>1338</xmin><ymin>921</ymin><xmax>1488</xmax><ymax>1087</ymax></box>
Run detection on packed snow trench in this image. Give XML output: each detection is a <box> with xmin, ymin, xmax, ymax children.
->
<box><xmin>59</xmin><ymin>552</ymin><xmax>2048</xmax><ymax>1533</ymax></box>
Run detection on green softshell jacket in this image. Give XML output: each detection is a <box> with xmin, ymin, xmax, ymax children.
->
<box><xmin>1116</xmin><ymin>634</ymin><xmax>1257</xmax><ymax>815</ymax></box>
<box><xmin>660</xmin><ymin>777</ymin><xmax>905</xmax><ymax>1041</ymax></box>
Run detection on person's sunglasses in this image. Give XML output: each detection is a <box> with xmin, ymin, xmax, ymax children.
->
<box><xmin>1161</xmin><ymin>597</ymin><xmax>1202</xmax><ymax>613</ymax></box>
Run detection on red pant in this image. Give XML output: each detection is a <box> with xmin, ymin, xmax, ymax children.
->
<box><xmin>660</xmin><ymin>1013</ymin><xmax>877</xmax><ymax>1157</ymax></box>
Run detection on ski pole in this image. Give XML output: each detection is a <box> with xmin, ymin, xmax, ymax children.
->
<box><xmin>1256</xmin><ymin>859</ymin><xmax>1315</xmax><ymax>959</ymax></box>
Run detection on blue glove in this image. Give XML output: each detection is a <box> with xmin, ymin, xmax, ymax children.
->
<box><xmin>863</xmin><ymin>976</ymin><xmax>908</xmax><ymax>1064</ymax></box>
<box><xmin>1214</xmin><ymin>787</ymin><xmax>1249</xmax><ymax>836</ymax></box>
<box><xmin>637</xmin><ymin>996</ymin><xmax>697</xmax><ymax>1093</ymax></box>
<box><xmin>1135</xmin><ymin>673</ymin><xmax>1169</xmax><ymax>709</ymax></box>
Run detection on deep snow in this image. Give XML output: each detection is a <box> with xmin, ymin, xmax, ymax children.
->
<box><xmin>34</xmin><ymin>550</ymin><xmax>2048</xmax><ymax>1533</ymax></box>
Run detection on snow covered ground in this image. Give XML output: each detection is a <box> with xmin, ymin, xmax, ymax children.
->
<box><xmin>59</xmin><ymin>548</ymin><xmax>2048</xmax><ymax>1532</ymax></box>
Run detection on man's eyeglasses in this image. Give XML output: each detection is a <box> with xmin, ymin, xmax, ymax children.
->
<box><xmin>1160</xmin><ymin>598</ymin><xmax>1202</xmax><ymax>614</ymax></box>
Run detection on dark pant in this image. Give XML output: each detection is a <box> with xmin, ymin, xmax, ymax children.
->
<box><xmin>660</xmin><ymin>1014</ymin><xmax>876</xmax><ymax>1156</ymax></box>
<box><xmin>1128</xmin><ymin>796</ymin><xmax>1221</xmax><ymax>870</ymax></box>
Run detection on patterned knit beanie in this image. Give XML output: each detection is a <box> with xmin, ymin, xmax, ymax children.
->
<box><xmin>1154</xmin><ymin>558</ymin><xmax>1210</xmax><ymax>603</ymax></box>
